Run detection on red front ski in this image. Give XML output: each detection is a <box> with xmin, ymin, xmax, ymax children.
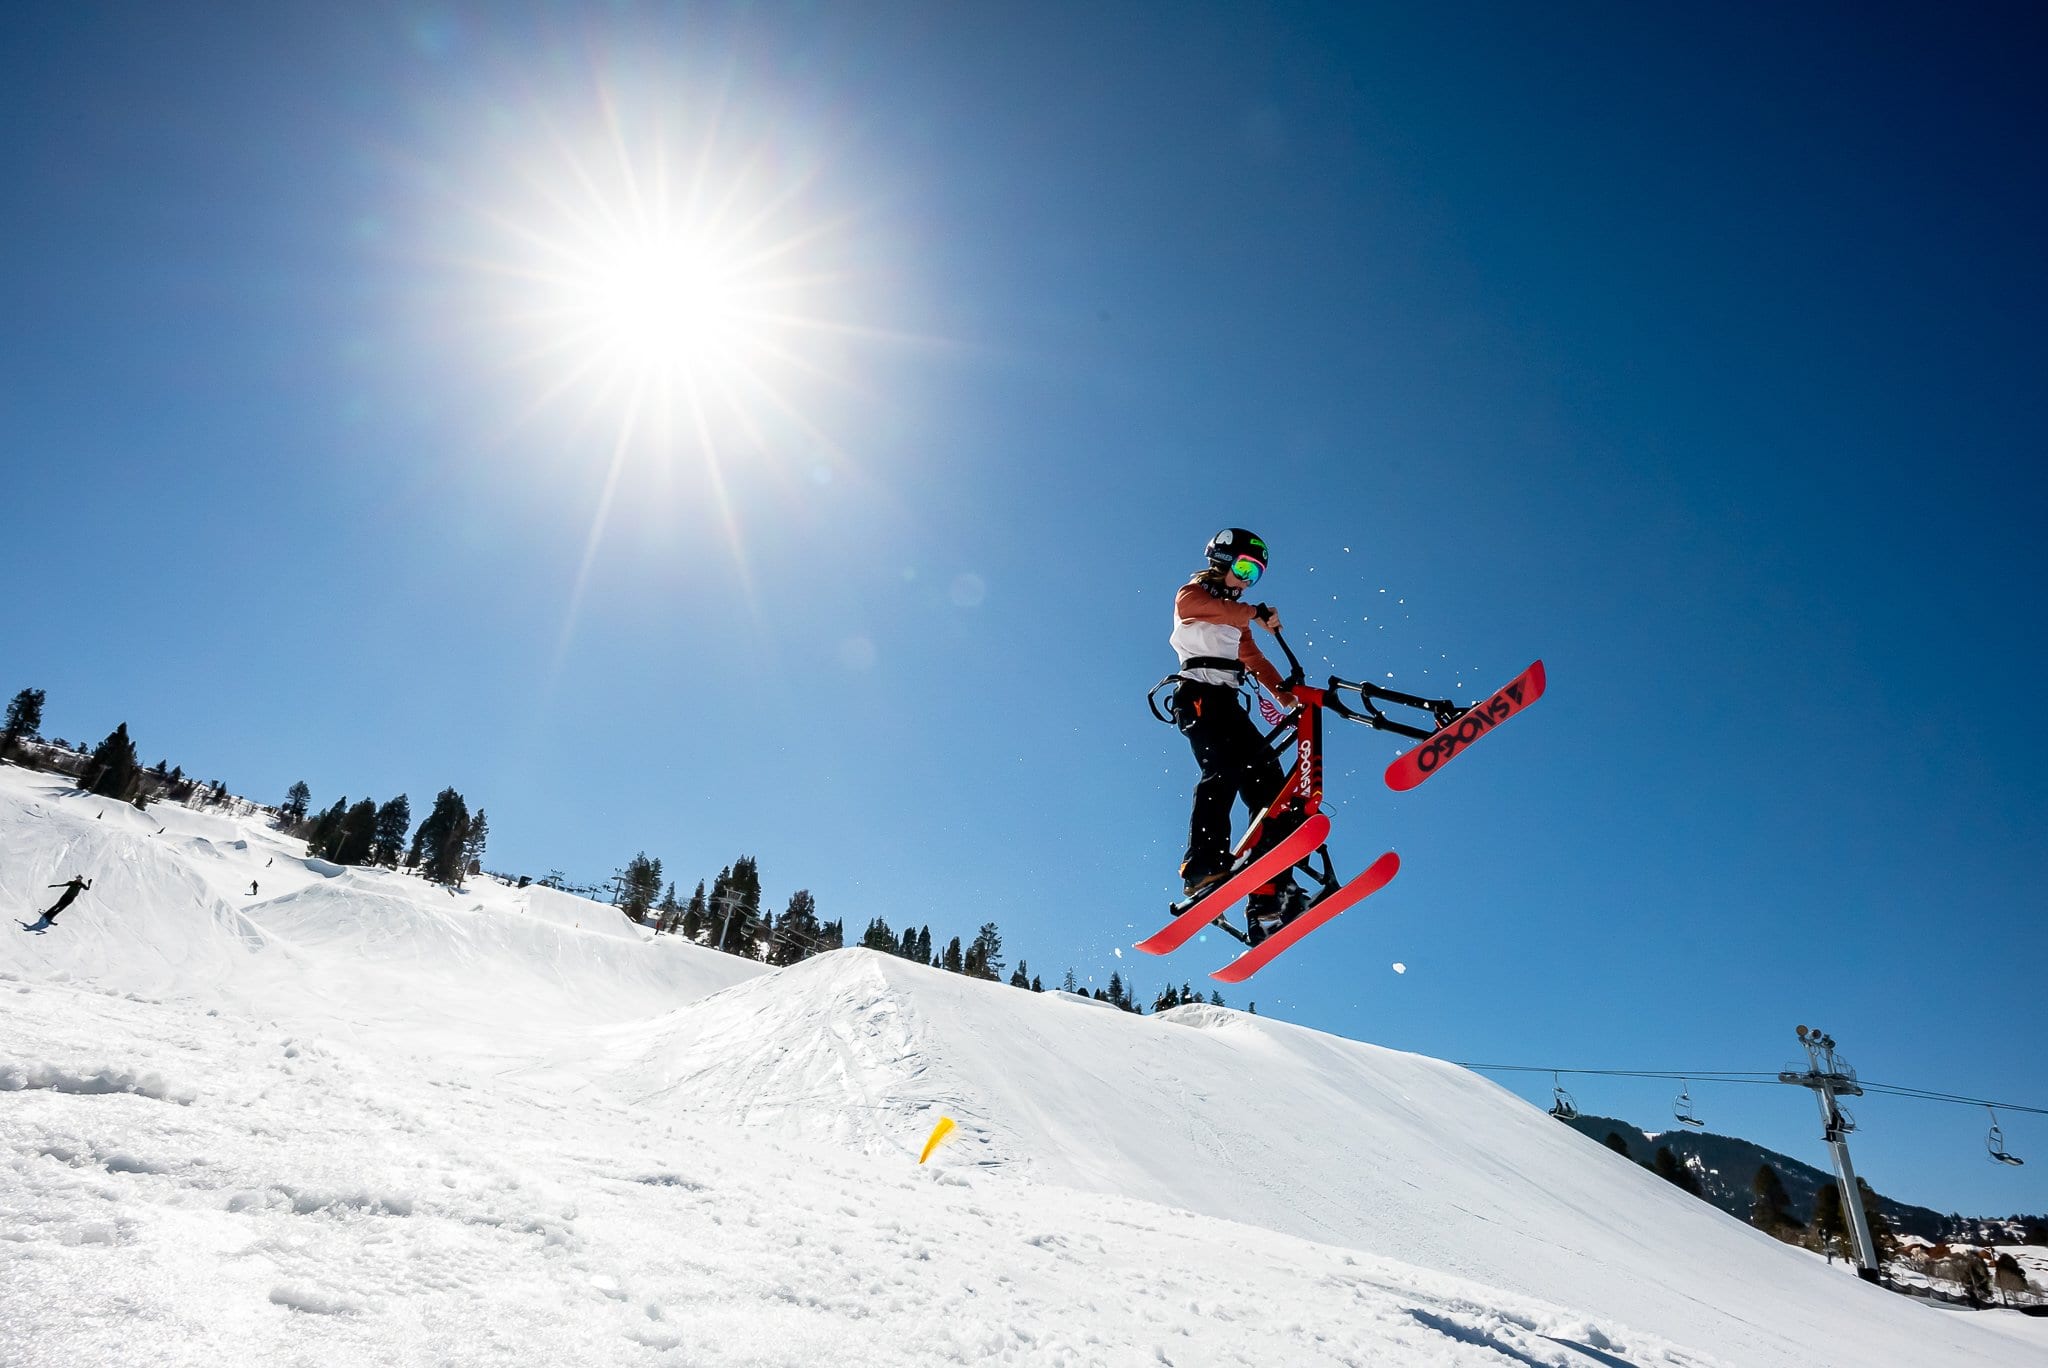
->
<box><xmin>1383</xmin><ymin>660</ymin><xmax>1546</xmax><ymax>792</ymax></box>
<box><xmin>1135</xmin><ymin>814</ymin><xmax>1332</xmax><ymax>957</ymax></box>
<box><xmin>1209</xmin><ymin>851</ymin><xmax>1400</xmax><ymax>984</ymax></box>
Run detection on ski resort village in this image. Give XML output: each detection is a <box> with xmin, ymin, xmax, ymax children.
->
<box><xmin>6</xmin><ymin>5</ymin><xmax>2045</xmax><ymax>1366</ymax></box>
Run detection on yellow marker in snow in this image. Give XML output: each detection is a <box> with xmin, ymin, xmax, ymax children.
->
<box><xmin>918</xmin><ymin>1115</ymin><xmax>958</xmax><ymax>1164</ymax></box>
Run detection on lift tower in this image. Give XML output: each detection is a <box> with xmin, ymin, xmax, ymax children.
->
<box><xmin>1779</xmin><ymin>1025</ymin><xmax>1880</xmax><ymax>1282</ymax></box>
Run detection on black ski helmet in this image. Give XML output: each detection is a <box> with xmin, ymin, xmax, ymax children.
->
<box><xmin>1205</xmin><ymin>528</ymin><xmax>1268</xmax><ymax>575</ymax></box>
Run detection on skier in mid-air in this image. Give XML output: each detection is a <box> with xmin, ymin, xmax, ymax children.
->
<box><xmin>1168</xmin><ymin>529</ymin><xmax>1307</xmax><ymax>941</ymax></box>
<box><xmin>38</xmin><ymin>875</ymin><xmax>92</xmax><ymax>924</ymax></box>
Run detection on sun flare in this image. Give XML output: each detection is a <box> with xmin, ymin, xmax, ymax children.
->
<box><xmin>539</xmin><ymin>217</ymin><xmax>809</xmax><ymax>411</ymax></box>
<box><xmin>460</xmin><ymin>90</ymin><xmax>877</xmax><ymax>472</ymax></box>
<box><xmin>433</xmin><ymin>72</ymin><xmax>905</xmax><ymax>663</ymax></box>
<box><xmin>585</xmin><ymin>234</ymin><xmax>754</xmax><ymax>374</ymax></box>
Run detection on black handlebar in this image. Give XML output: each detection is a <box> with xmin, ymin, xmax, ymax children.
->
<box><xmin>1150</xmin><ymin>627</ymin><xmax>1466</xmax><ymax>742</ymax></box>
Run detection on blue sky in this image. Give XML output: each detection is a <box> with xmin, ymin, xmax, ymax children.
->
<box><xmin>4</xmin><ymin>2</ymin><xmax>2043</xmax><ymax>1215</ymax></box>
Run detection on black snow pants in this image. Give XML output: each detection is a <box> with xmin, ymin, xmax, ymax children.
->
<box><xmin>1174</xmin><ymin>681</ymin><xmax>1291</xmax><ymax>879</ymax></box>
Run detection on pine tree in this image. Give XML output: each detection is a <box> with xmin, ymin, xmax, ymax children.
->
<box><xmin>942</xmin><ymin>936</ymin><xmax>964</xmax><ymax>973</ymax></box>
<box><xmin>1009</xmin><ymin>960</ymin><xmax>1029</xmax><ymax>989</ymax></box>
<box><xmin>1750</xmin><ymin>1164</ymin><xmax>1799</xmax><ymax>1237</ymax></box>
<box><xmin>1061</xmin><ymin>969</ymin><xmax>1079</xmax><ymax>994</ymax></box>
<box><xmin>332</xmin><ymin>799</ymin><xmax>379</xmax><ymax>866</ymax></box>
<box><xmin>898</xmin><ymin>926</ymin><xmax>917</xmax><ymax>960</ymax></box>
<box><xmin>1032</xmin><ymin>976</ymin><xmax>1044</xmax><ymax>993</ymax></box>
<box><xmin>1153</xmin><ymin>983</ymin><xmax>1181</xmax><ymax>1012</ymax></box>
<box><xmin>703</xmin><ymin>861</ymin><xmax>762</xmax><ymax>953</ymax></box>
<box><xmin>725</xmin><ymin>856</ymin><xmax>763</xmax><ymax>953</ymax></box>
<box><xmin>306</xmin><ymin>798</ymin><xmax>349</xmax><ymax>859</ymax></box>
<box><xmin>1855</xmin><ymin>1177</ymin><xmax>1895</xmax><ymax>1267</ymax></box>
<box><xmin>372</xmin><ymin>795</ymin><xmax>411</xmax><ymax>867</ymax></box>
<box><xmin>619</xmin><ymin>853</ymin><xmax>663</xmax><ymax>923</ymax></box>
<box><xmin>861</xmin><ymin>917</ymin><xmax>897</xmax><ymax>952</ymax></box>
<box><xmin>1652</xmin><ymin>1147</ymin><xmax>1703</xmax><ymax>1198</ymax></box>
<box><xmin>1</xmin><ymin>687</ymin><xmax>45</xmax><ymax>762</ymax></box>
<box><xmin>85</xmin><ymin>723</ymin><xmax>141</xmax><ymax>800</ymax></box>
<box><xmin>1108</xmin><ymin>971</ymin><xmax>1126</xmax><ymax>1010</ymax></box>
<box><xmin>655</xmin><ymin>882</ymin><xmax>680</xmax><ymax>934</ymax></box>
<box><xmin>707</xmin><ymin>866</ymin><xmax>736</xmax><ymax>948</ymax></box>
<box><xmin>682</xmin><ymin>881</ymin><xmax>708</xmax><ymax>942</ymax></box>
<box><xmin>914</xmin><ymin>927</ymin><xmax>932</xmax><ymax>964</ymax></box>
<box><xmin>461</xmin><ymin>809</ymin><xmax>489</xmax><ymax>875</ymax></box>
<box><xmin>1811</xmin><ymin>1182</ymin><xmax>1848</xmax><ymax>1258</ymax></box>
<box><xmin>1604</xmin><ymin>1133</ymin><xmax>1632</xmax><ymax>1158</ymax></box>
<box><xmin>768</xmin><ymin>890</ymin><xmax>821</xmax><ymax>966</ymax></box>
<box><xmin>409</xmin><ymin>788</ymin><xmax>471</xmax><ymax>885</ymax></box>
<box><xmin>969</xmin><ymin>922</ymin><xmax>1004</xmax><ymax>981</ymax></box>
<box><xmin>282</xmin><ymin>780</ymin><xmax>313</xmax><ymax>826</ymax></box>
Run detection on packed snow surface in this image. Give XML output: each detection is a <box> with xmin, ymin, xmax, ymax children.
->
<box><xmin>2</xmin><ymin>767</ymin><xmax>2042</xmax><ymax>1365</ymax></box>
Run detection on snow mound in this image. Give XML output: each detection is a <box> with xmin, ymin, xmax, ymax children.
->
<box><xmin>581</xmin><ymin>948</ymin><xmax>2036</xmax><ymax>1367</ymax></box>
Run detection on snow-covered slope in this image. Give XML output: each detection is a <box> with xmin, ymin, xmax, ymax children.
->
<box><xmin>583</xmin><ymin>948</ymin><xmax>2043</xmax><ymax>1365</ymax></box>
<box><xmin>3</xmin><ymin>767</ymin><xmax>2041</xmax><ymax>1366</ymax></box>
<box><xmin>0</xmin><ymin>770</ymin><xmax>763</xmax><ymax>1060</ymax></box>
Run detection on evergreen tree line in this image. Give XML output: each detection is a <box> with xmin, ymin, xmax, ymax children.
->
<box><xmin>293</xmin><ymin>784</ymin><xmax>486</xmax><ymax>886</ymax></box>
<box><xmin>4</xmin><ymin>686</ymin><xmax>490</xmax><ymax>888</ymax></box>
<box><xmin>855</xmin><ymin>914</ymin><xmax>1022</xmax><ymax>984</ymax></box>
<box><xmin>608</xmin><ymin>852</ymin><xmax>1238</xmax><ymax>1014</ymax></box>
<box><xmin>610</xmin><ymin>852</ymin><xmax>840</xmax><ymax>968</ymax></box>
<box><xmin>3</xmin><ymin>689</ymin><xmax>247</xmax><ymax>815</ymax></box>
<box><xmin>8</xmin><ymin>685</ymin><xmax>1237</xmax><ymax>1012</ymax></box>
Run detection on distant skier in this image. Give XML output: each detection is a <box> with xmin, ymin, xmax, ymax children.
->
<box><xmin>1167</xmin><ymin>529</ymin><xmax>1305</xmax><ymax>940</ymax></box>
<box><xmin>249</xmin><ymin>880</ymin><xmax>259</xmax><ymax>896</ymax></box>
<box><xmin>40</xmin><ymin>876</ymin><xmax>92</xmax><ymax>923</ymax></box>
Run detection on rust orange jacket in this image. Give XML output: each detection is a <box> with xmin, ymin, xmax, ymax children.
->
<box><xmin>1171</xmin><ymin>576</ymin><xmax>1284</xmax><ymax>691</ymax></box>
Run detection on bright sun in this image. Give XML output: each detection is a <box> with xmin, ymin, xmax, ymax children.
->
<box><xmin>464</xmin><ymin>91</ymin><xmax>871</xmax><ymax>472</ymax></box>
<box><xmin>590</xmin><ymin>236</ymin><xmax>751</xmax><ymax>372</ymax></box>
<box><xmin>442</xmin><ymin>79</ymin><xmax>894</xmax><ymax>657</ymax></box>
<box><xmin>553</xmin><ymin>223</ymin><xmax>796</xmax><ymax>402</ymax></box>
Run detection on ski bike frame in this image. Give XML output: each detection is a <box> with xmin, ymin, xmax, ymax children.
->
<box><xmin>1147</xmin><ymin>628</ymin><xmax>1465</xmax><ymax>942</ymax></box>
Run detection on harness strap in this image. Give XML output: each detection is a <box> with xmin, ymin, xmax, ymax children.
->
<box><xmin>1178</xmin><ymin>656</ymin><xmax>1245</xmax><ymax>679</ymax></box>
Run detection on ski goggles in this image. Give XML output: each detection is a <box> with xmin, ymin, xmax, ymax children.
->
<box><xmin>1229</xmin><ymin>555</ymin><xmax>1265</xmax><ymax>585</ymax></box>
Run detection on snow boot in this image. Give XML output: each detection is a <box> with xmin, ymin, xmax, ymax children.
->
<box><xmin>1180</xmin><ymin>857</ymin><xmax>1231</xmax><ymax>901</ymax></box>
<box><xmin>1245</xmin><ymin>878</ymin><xmax>1308</xmax><ymax>946</ymax></box>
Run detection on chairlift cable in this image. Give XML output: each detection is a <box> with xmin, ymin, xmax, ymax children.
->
<box><xmin>1455</xmin><ymin>1064</ymin><xmax>2044</xmax><ymax>1115</ymax></box>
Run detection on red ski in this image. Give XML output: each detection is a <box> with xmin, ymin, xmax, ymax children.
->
<box><xmin>1209</xmin><ymin>850</ymin><xmax>1400</xmax><ymax>984</ymax></box>
<box><xmin>1135</xmin><ymin>814</ymin><xmax>1332</xmax><ymax>957</ymax></box>
<box><xmin>1383</xmin><ymin>660</ymin><xmax>1546</xmax><ymax>793</ymax></box>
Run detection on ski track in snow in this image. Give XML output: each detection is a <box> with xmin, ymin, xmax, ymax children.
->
<box><xmin>2</xmin><ymin>768</ymin><xmax>2042</xmax><ymax>1367</ymax></box>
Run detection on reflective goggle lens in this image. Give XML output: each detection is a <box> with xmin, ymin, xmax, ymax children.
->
<box><xmin>1230</xmin><ymin>556</ymin><xmax>1264</xmax><ymax>584</ymax></box>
